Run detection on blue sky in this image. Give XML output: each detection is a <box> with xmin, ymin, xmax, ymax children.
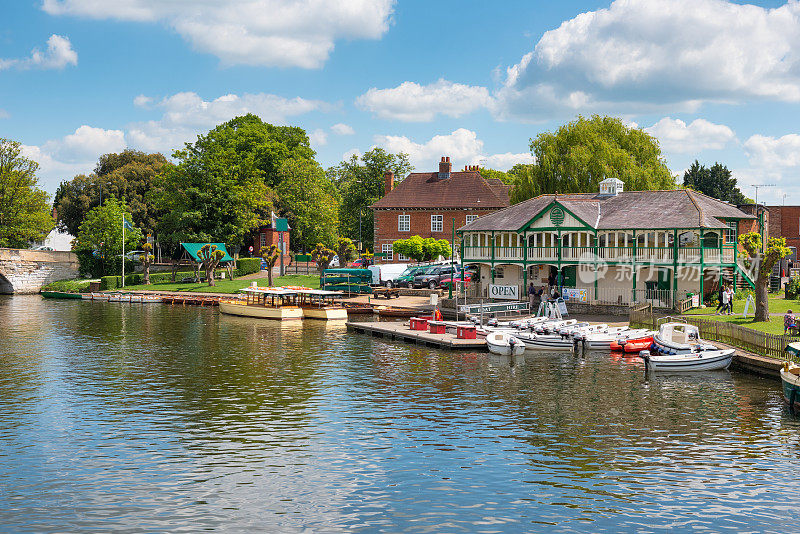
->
<box><xmin>2</xmin><ymin>0</ymin><xmax>800</xmax><ymax>205</ymax></box>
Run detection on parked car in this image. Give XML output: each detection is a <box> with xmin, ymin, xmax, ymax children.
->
<box><xmin>413</xmin><ymin>264</ymin><xmax>457</xmax><ymax>289</ymax></box>
<box><xmin>30</xmin><ymin>245</ymin><xmax>53</xmax><ymax>251</ymax></box>
<box><xmin>125</xmin><ymin>250</ymin><xmax>146</xmax><ymax>262</ymax></box>
<box><xmin>392</xmin><ymin>265</ymin><xmax>429</xmax><ymax>288</ymax></box>
<box><xmin>367</xmin><ymin>263</ymin><xmax>409</xmax><ymax>286</ymax></box>
<box><xmin>348</xmin><ymin>257</ymin><xmax>371</xmax><ymax>268</ymax></box>
<box><xmin>438</xmin><ymin>271</ymin><xmax>473</xmax><ymax>289</ymax></box>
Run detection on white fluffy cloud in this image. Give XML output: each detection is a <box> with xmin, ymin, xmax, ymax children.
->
<box><xmin>727</xmin><ymin>133</ymin><xmax>800</xmax><ymax>203</ymax></box>
<box><xmin>744</xmin><ymin>134</ymin><xmax>800</xmax><ymax>169</ymax></box>
<box><xmin>331</xmin><ymin>123</ymin><xmax>355</xmax><ymax>136</ymax></box>
<box><xmin>309</xmin><ymin>128</ymin><xmax>328</xmax><ymax>147</ymax></box>
<box><xmin>372</xmin><ymin>128</ymin><xmax>533</xmax><ymax>171</ymax></box>
<box><xmin>496</xmin><ymin>0</ymin><xmax>800</xmax><ymax>120</ymax></box>
<box><xmin>357</xmin><ymin>79</ymin><xmax>493</xmax><ymax>122</ymax></box>
<box><xmin>43</xmin><ymin>0</ymin><xmax>395</xmax><ymax>68</ymax></box>
<box><xmin>645</xmin><ymin>117</ymin><xmax>736</xmax><ymax>153</ymax></box>
<box><xmin>126</xmin><ymin>91</ymin><xmax>324</xmax><ymax>152</ymax></box>
<box><xmin>0</xmin><ymin>34</ymin><xmax>77</xmax><ymax>70</ymax></box>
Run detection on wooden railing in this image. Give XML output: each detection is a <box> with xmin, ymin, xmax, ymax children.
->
<box><xmin>462</xmin><ymin>245</ymin><xmax>738</xmax><ymax>265</ymax></box>
<box><xmin>678</xmin><ymin>297</ymin><xmax>693</xmax><ymax>314</ymax></box>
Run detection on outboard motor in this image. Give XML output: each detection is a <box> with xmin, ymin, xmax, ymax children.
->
<box><xmin>487</xmin><ymin>318</ymin><xmax>498</xmax><ymax>327</ymax></box>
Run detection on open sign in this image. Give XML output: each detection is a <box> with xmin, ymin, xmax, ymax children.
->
<box><xmin>488</xmin><ymin>284</ymin><xmax>519</xmax><ymax>300</ymax></box>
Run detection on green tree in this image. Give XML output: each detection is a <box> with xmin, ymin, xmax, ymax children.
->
<box><xmin>311</xmin><ymin>243</ymin><xmax>336</xmax><ymax>274</ymax></box>
<box><xmin>511</xmin><ymin>115</ymin><xmax>676</xmax><ymax>203</ymax></box>
<box><xmin>336</xmin><ymin>237</ymin><xmax>356</xmax><ymax>265</ymax></box>
<box><xmin>261</xmin><ymin>244</ymin><xmax>280</xmax><ymax>287</ymax></box>
<box><xmin>73</xmin><ymin>198</ymin><xmax>143</xmax><ymax>276</ymax></box>
<box><xmin>53</xmin><ymin>150</ymin><xmax>171</xmax><ymax>236</ymax></box>
<box><xmin>154</xmin><ymin>124</ymin><xmax>272</xmax><ymax>252</ymax></box>
<box><xmin>392</xmin><ymin>236</ymin><xmax>450</xmax><ymax>262</ymax></box>
<box><xmin>327</xmin><ymin>148</ymin><xmax>413</xmax><ymax>247</ymax></box>
<box><xmin>682</xmin><ymin>160</ymin><xmax>750</xmax><ymax>204</ymax></box>
<box><xmin>276</xmin><ymin>158</ymin><xmax>339</xmax><ymax>250</ymax></box>
<box><xmin>197</xmin><ymin>243</ymin><xmax>225</xmax><ymax>287</ymax></box>
<box><xmin>479</xmin><ymin>168</ymin><xmax>516</xmax><ymax>185</ymax></box>
<box><xmin>0</xmin><ymin>139</ymin><xmax>54</xmax><ymax>248</ymax></box>
<box><xmin>739</xmin><ymin>232</ymin><xmax>791</xmax><ymax>322</ymax></box>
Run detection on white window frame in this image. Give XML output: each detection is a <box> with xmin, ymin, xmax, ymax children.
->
<box><xmin>431</xmin><ymin>214</ymin><xmax>443</xmax><ymax>232</ymax></box>
<box><xmin>260</xmin><ymin>233</ymin><xmax>266</xmax><ymax>248</ymax></box>
<box><xmin>397</xmin><ymin>253</ymin><xmax>409</xmax><ymax>261</ymax></box>
<box><xmin>398</xmin><ymin>214</ymin><xmax>410</xmax><ymax>232</ymax></box>
<box><xmin>381</xmin><ymin>243</ymin><xmax>393</xmax><ymax>261</ymax></box>
<box><xmin>466</xmin><ymin>214</ymin><xmax>478</xmax><ymax>225</ymax></box>
<box><xmin>725</xmin><ymin>221</ymin><xmax>737</xmax><ymax>244</ymax></box>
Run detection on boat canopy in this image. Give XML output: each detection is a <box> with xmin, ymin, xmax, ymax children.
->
<box><xmin>180</xmin><ymin>242</ymin><xmax>234</xmax><ymax>263</ymax></box>
<box><xmin>787</xmin><ymin>342</ymin><xmax>800</xmax><ymax>357</ymax></box>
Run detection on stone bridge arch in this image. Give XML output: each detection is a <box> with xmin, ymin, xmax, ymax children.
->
<box><xmin>0</xmin><ymin>248</ymin><xmax>80</xmax><ymax>294</ymax></box>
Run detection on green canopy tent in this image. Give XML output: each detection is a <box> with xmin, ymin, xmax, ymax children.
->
<box><xmin>171</xmin><ymin>243</ymin><xmax>235</xmax><ymax>281</ymax></box>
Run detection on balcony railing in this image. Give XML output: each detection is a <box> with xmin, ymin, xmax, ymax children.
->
<box><xmin>462</xmin><ymin>245</ymin><xmax>738</xmax><ymax>264</ymax></box>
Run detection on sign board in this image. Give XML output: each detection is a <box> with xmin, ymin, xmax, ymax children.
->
<box><xmin>561</xmin><ymin>288</ymin><xmax>588</xmax><ymax>303</ymax></box>
<box><xmin>691</xmin><ymin>294</ymin><xmax>700</xmax><ymax>308</ymax></box>
<box><xmin>458</xmin><ymin>302</ymin><xmax>529</xmax><ymax>314</ymax></box>
<box><xmin>295</xmin><ymin>254</ymin><xmax>311</xmax><ymax>262</ymax></box>
<box><xmin>742</xmin><ymin>294</ymin><xmax>755</xmax><ymax>317</ymax></box>
<box><xmin>488</xmin><ymin>284</ymin><xmax>519</xmax><ymax>300</ymax></box>
<box><xmin>555</xmin><ymin>297</ymin><xmax>568</xmax><ymax>316</ymax></box>
<box><xmin>147</xmin><ymin>234</ymin><xmax>154</xmax><ymax>244</ymax></box>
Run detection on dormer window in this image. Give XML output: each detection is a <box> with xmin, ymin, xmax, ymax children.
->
<box><xmin>599</xmin><ymin>177</ymin><xmax>624</xmax><ymax>196</ymax></box>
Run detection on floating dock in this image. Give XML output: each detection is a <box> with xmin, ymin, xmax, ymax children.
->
<box><xmin>346</xmin><ymin>321</ymin><xmax>487</xmax><ymax>350</ymax></box>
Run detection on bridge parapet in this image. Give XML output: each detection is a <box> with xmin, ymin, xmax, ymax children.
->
<box><xmin>0</xmin><ymin>248</ymin><xmax>80</xmax><ymax>294</ymax></box>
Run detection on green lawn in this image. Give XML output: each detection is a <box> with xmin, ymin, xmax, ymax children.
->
<box><xmin>683</xmin><ymin>294</ymin><xmax>800</xmax><ymax>316</ymax></box>
<box><xmin>680</xmin><ymin>294</ymin><xmax>800</xmax><ymax>336</ymax></box>
<box><xmin>42</xmin><ymin>279</ymin><xmax>94</xmax><ymax>292</ymax></box>
<box><xmin>118</xmin><ymin>274</ymin><xmax>320</xmax><ymax>293</ymax></box>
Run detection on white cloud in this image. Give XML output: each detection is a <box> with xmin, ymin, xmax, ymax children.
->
<box><xmin>645</xmin><ymin>117</ymin><xmax>736</xmax><ymax>153</ymax></box>
<box><xmin>309</xmin><ymin>128</ymin><xmax>327</xmax><ymax>147</ymax></box>
<box><xmin>126</xmin><ymin>91</ymin><xmax>324</xmax><ymax>152</ymax></box>
<box><xmin>342</xmin><ymin>148</ymin><xmax>362</xmax><ymax>161</ymax></box>
<box><xmin>0</xmin><ymin>34</ymin><xmax>77</xmax><ymax>70</ymax></box>
<box><xmin>133</xmin><ymin>94</ymin><xmax>153</xmax><ymax>108</ymax></box>
<box><xmin>744</xmin><ymin>134</ymin><xmax>800</xmax><ymax>169</ymax></box>
<box><xmin>331</xmin><ymin>123</ymin><xmax>355</xmax><ymax>135</ymax></box>
<box><xmin>43</xmin><ymin>0</ymin><xmax>395</xmax><ymax>68</ymax></box>
<box><xmin>357</xmin><ymin>79</ymin><xmax>493</xmax><ymax>121</ymax></box>
<box><xmin>726</xmin><ymin>133</ymin><xmax>800</xmax><ymax>204</ymax></box>
<box><xmin>372</xmin><ymin>128</ymin><xmax>533</xmax><ymax>171</ymax></box>
<box><xmin>496</xmin><ymin>0</ymin><xmax>800</xmax><ymax>120</ymax></box>
<box><xmin>0</xmin><ymin>109</ymin><xmax>9</xmax><ymax>119</ymax></box>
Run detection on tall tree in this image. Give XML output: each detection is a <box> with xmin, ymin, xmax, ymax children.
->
<box><xmin>0</xmin><ymin>138</ymin><xmax>54</xmax><ymax>248</ymax></box>
<box><xmin>72</xmin><ymin>198</ymin><xmax>143</xmax><ymax>276</ymax></box>
<box><xmin>275</xmin><ymin>158</ymin><xmax>339</xmax><ymax>250</ymax></box>
<box><xmin>53</xmin><ymin>150</ymin><xmax>171</xmax><ymax>236</ymax></box>
<box><xmin>682</xmin><ymin>161</ymin><xmax>750</xmax><ymax>204</ymax></box>
<box><xmin>479</xmin><ymin>168</ymin><xmax>515</xmax><ymax>185</ymax></box>
<box><xmin>154</xmin><ymin>123</ymin><xmax>272</xmax><ymax>252</ymax></box>
<box><xmin>327</xmin><ymin>148</ymin><xmax>413</xmax><ymax>247</ymax></box>
<box><xmin>511</xmin><ymin>115</ymin><xmax>676</xmax><ymax>203</ymax></box>
<box><xmin>261</xmin><ymin>244</ymin><xmax>280</xmax><ymax>287</ymax></box>
<box><xmin>739</xmin><ymin>233</ymin><xmax>791</xmax><ymax>322</ymax></box>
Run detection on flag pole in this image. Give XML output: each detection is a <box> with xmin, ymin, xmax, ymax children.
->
<box><xmin>122</xmin><ymin>211</ymin><xmax>125</xmax><ymax>288</ymax></box>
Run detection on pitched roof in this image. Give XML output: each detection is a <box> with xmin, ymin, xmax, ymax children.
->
<box><xmin>180</xmin><ymin>243</ymin><xmax>234</xmax><ymax>262</ymax></box>
<box><xmin>371</xmin><ymin>171</ymin><xmax>510</xmax><ymax>209</ymax></box>
<box><xmin>459</xmin><ymin>189</ymin><xmax>755</xmax><ymax>232</ymax></box>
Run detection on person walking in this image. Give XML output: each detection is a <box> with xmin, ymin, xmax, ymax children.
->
<box><xmin>715</xmin><ymin>283</ymin><xmax>725</xmax><ymax>314</ymax></box>
<box><xmin>726</xmin><ymin>285</ymin><xmax>735</xmax><ymax>314</ymax></box>
<box><xmin>528</xmin><ymin>282</ymin><xmax>536</xmax><ymax>310</ymax></box>
<box><xmin>719</xmin><ymin>285</ymin><xmax>730</xmax><ymax>316</ymax></box>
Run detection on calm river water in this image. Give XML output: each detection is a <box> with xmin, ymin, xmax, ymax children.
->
<box><xmin>2</xmin><ymin>295</ymin><xmax>800</xmax><ymax>532</ymax></box>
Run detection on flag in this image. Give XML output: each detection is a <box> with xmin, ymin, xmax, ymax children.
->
<box><xmin>123</xmin><ymin>217</ymin><xmax>134</xmax><ymax>231</ymax></box>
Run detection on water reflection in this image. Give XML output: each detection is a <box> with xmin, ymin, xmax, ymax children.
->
<box><xmin>1</xmin><ymin>295</ymin><xmax>799</xmax><ymax>532</ymax></box>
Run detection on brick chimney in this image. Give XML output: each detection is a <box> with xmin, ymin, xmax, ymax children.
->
<box><xmin>384</xmin><ymin>170</ymin><xmax>394</xmax><ymax>195</ymax></box>
<box><xmin>438</xmin><ymin>156</ymin><xmax>452</xmax><ymax>180</ymax></box>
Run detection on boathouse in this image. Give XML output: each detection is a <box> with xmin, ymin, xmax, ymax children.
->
<box><xmin>458</xmin><ymin>178</ymin><xmax>760</xmax><ymax>307</ymax></box>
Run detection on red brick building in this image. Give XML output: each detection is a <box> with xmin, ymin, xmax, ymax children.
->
<box><xmin>766</xmin><ymin>205</ymin><xmax>800</xmax><ymax>251</ymax></box>
<box><xmin>252</xmin><ymin>217</ymin><xmax>291</xmax><ymax>265</ymax></box>
<box><xmin>370</xmin><ymin>156</ymin><xmax>510</xmax><ymax>263</ymax></box>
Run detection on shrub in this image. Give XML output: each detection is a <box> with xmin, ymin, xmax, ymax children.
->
<box><xmin>100</xmin><ymin>276</ymin><xmax>120</xmax><ymax>290</ymax></box>
<box><xmin>236</xmin><ymin>257</ymin><xmax>261</xmax><ymax>277</ymax></box>
<box><xmin>787</xmin><ymin>277</ymin><xmax>800</xmax><ymax>300</ymax></box>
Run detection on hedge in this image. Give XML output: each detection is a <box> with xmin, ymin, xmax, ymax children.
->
<box><xmin>236</xmin><ymin>258</ymin><xmax>261</xmax><ymax>277</ymax></box>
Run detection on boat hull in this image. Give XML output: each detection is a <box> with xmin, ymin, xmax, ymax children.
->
<box><xmin>41</xmin><ymin>291</ymin><xmax>82</xmax><ymax>299</ymax></box>
<box><xmin>301</xmin><ymin>306</ymin><xmax>349</xmax><ymax>320</ymax></box>
<box><xmin>219</xmin><ymin>301</ymin><xmax>303</xmax><ymax>320</ymax></box>
<box><xmin>780</xmin><ymin>366</ymin><xmax>800</xmax><ymax>412</ymax></box>
<box><xmin>644</xmin><ymin>350</ymin><xmax>734</xmax><ymax>371</ymax></box>
<box><xmin>517</xmin><ymin>335</ymin><xmax>574</xmax><ymax>351</ymax></box>
<box><xmin>486</xmin><ymin>333</ymin><xmax>526</xmax><ymax>356</ymax></box>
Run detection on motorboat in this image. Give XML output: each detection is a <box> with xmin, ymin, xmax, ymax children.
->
<box><xmin>638</xmin><ymin>348</ymin><xmax>734</xmax><ymax>371</ymax></box>
<box><xmin>534</xmin><ymin>319</ymin><xmax>577</xmax><ymax>334</ymax></box>
<box><xmin>610</xmin><ymin>332</ymin><xmax>656</xmax><ymax>353</ymax></box>
<box><xmin>653</xmin><ymin>323</ymin><xmax>719</xmax><ymax>355</ymax></box>
<box><xmin>486</xmin><ymin>331</ymin><xmax>526</xmax><ymax>356</ymax></box>
<box><xmin>515</xmin><ymin>332</ymin><xmax>575</xmax><ymax>351</ymax></box>
<box><xmin>782</xmin><ymin>343</ymin><xmax>800</xmax><ymax>412</ymax></box>
<box><xmin>577</xmin><ymin>329</ymin><xmax>649</xmax><ymax>351</ymax></box>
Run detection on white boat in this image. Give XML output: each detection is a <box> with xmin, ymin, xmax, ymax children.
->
<box><xmin>515</xmin><ymin>332</ymin><xmax>575</xmax><ymax>351</ymax></box>
<box><xmin>534</xmin><ymin>319</ymin><xmax>577</xmax><ymax>334</ymax></box>
<box><xmin>574</xmin><ymin>328</ymin><xmax>646</xmax><ymax>350</ymax></box>
<box><xmin>486</xmin><ymin>331</ymin><xmax>526</xmax><ymax>356</ymax></box>
<box><xmin>639</xmin><ymin>349</ymin><xmax>734</xmax><ymax>371</ymax></box>
<box><xmin>653</xmin><ymin>323</ymin><xmax>718</xmax><ymax>355</ymax></box>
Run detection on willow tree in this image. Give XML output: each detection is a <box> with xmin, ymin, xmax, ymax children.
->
<box><xmin>511</xmin><ymin>115</ymin><xmax>676</xmax><ymax>203</ymax></box>
<box><xmin>739</xmin><ymin>232</ymin><xmax>791</xmax><ymax>322</ymax></box>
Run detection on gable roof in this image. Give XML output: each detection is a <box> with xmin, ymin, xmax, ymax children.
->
<box><xmin>180</xmin><ymin>243</ymin><xmax>234</xmax><ymax>262</ymax></box>
<box><xmin>371</xmin><ymin>170</ymin><xmax>510</xmax><ymax>209</ymax></box>
<box><xmin>460</xmin><ymin>189</ymin><xmax>755</xmax><ymax>232</ymax></box>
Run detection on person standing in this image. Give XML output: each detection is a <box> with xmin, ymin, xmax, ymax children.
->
<box><xmin>719</xmin><ymin>285</ymin><xmax>730</xmax><ymax>315</ymax></box>
<box><xmin>528</xmin><ymin>282</ymin><xmax>536</xmax><ymax>310</ymax></box>
<box><xmin>715</xmin><ymin>283</ymin><xmax>725</xmax><ymax>314</ymax></box>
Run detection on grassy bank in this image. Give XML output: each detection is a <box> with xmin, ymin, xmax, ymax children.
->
<box><xmin>680</xmin><ymin>294</ymin><xmax>800</xmax><ymax>336</ymax></box>
<box><xmin>117</xmin><ymin>274</ymin><xmax>320</xmax><ymax>293</ymax></box>
<box><xmin>42</xmin><ymin>279</ymin><xmax>94</xmax><ymax>292</ymax></box>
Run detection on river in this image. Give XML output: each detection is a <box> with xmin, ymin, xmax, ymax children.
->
<box><xmin>1</xmin><ymin>295</ymin><xmax>800</xmax><ymax>532</ymax></box>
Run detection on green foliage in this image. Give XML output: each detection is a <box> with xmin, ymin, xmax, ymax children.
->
<box><xmin>261</xmin><ymin>243</ymin><xmax>281</xmax><ymax>285</ymax></box>
<box><xmin>53</xmin><ymin>150</ymin><xmax>171</xmax><ymax>236</ymax></box>
<box><xmin>682</xmin><ymin>161</ymin><xmax>750</xmax><ymax>204</ymax></box>
<box><xmin>511</xmin><ymin>115</ymin><xmax>676</xmax><ymax>203</ymax></box>
<box><xmin>311</xmin><ymin>242</ymin><xmax>336</xmax><ymax>274</ymax></box>
<box><xmin>235</xmin><ymin>258</ymin><xmax>261</xmax><ymax>276</ymax></box>
<box><xmin>41</xmin><ymin>279</ymin><xmax>92</xmax><ymax>292</ymax></box>
<box><xmin>327</xmin><ymin>148</ymin><xmax>413</xmax><ymax>247</ymax></box>
<box><xmin>198</xmin><ymin>244</ymin><xmax>226</xmax><ymax>286</ymax></box>
<box><xmin>276</xmin><ymin>158</ymin><xmax>339</xmax><ymax>250</ymax></box>
<box><xmin>479</xmin><ymin>168</ymin><xmax>516</xmax><ymax>185</ymax></box>
<box><xmin>73</xmin><ymin>198</ymin><xmax>143</xmax><ymax>276</ymax></box>
<box><xmin>392</xmin><ymin>236</ymin><xmax>451</xmax><ymax>262</ymax></box>
<box><xmin>739</xmin><ymin>232</ymin><xmax>791</xmax><ymax>321</ymax></box>
<box><xmin>336</xmin><ymin>237</ymin><xmax>356</xmax><ymax>265</ymax></box>
<box><xmin>786</xmin><ymin>277</ymin><xmax>800</xmax><ymax>300</ymax></box>
<box><xmin>100</xmin><ymin>275</ymin><xmax>120</xmax><ymax>290</ymax></box>
<box><xmin>154</xmin><ymin>118</ymin><xmax>272</xmax><ymax>249</ymax></box>
<box><xmin>0</xmin><ymin>138</ymin><xmax>54</xmax><ymax>247</ymax></box>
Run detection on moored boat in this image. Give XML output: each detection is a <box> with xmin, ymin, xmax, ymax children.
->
<box><xmin>638</xmin><ymin>348</ymin><xmax>734</xmax><ymax>372</ymax></box>
<box><xmin>653</xmin><ymin>322</ymin><xmax>718</xmax><ymax>355</ymax></box>
<box><xmin>486</xmin><ymin>331</ymin><xmax>526</xmax><ymax>356</ymax></box>
<box><xmin>515</xmin><ymin>332</ymin><xmax>575</xmax><ymax>351</ymax></box>
<box><xmin>782</xmin><ymin>343</ymin><xmax>800</xmax><ymax>412</ymax></box>
<box><xmin>41</xmin><ymin>291</ymin><xmax>82</xmax><ymax>299</ymax></box>
<box><xmin>297</xmin><ymin>289</ymin><xmax>348</xmax><ymax>320</ymax></box>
